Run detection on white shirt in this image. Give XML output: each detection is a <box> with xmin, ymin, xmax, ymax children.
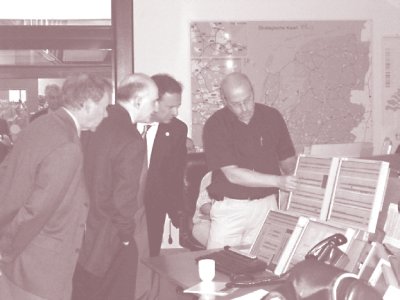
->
<box><xmin>136</xmin><ymin>122</ymin><xmax>159</xmax><ymax>167</ymax></box>
<box><xmin>62</xmin><ymin>107</ymin><xmax>80</xmax><ymax>136</ymax></box>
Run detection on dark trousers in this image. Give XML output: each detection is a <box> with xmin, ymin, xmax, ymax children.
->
<box><xmin>72</xmin><ymin>242</ymin><xmax>138</xmax><ymax>300</ymax></box>
<box><xmin>145</xmin><ymin>204</ymin><xmax>167</xmax><ymax>257</ymax></box>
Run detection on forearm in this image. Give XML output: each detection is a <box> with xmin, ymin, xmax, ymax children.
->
<box><xmin>112</xmin><ymin>143</ymin><xmax>144</xmax><ymax>241</ymax></box>
<box><xmin>280</xmin><ymin>155</ymin><xmax>297</xmax><ymax>175</ymax></box>
<box><xmin>221</xmin><ymin>165</ymin><xmax>280</xmax><ymax>188</ymax></box>
<box><xmin>167</xmin><ymin>133</ymin><xmax>187</xmax><ymax>214</ymax></box>
<box><xmin>221</xmin><ymin>165</ymin><xmax>298</xmax><ymax>192</ymax></box>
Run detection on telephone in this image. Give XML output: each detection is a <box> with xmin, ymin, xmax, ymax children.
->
<box><xmin>305</xmin><ymin>233</ymin><xmax>347</xmax><ymax>266</ymax></box>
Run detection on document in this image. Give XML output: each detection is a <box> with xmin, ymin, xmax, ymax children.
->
<box><xmin>251</xmin><ymin>211</ymin><xmax>302</xmax><ymax>269</ymax></box>
<box><xmin>288</xmin><ymin>155</ymin><xmax>390</xmax><ymax>233</ymax></box>
<box><xmin>328</xmin><ymin>158</ymin><xmax>390</xmax><ymax>232</ymax></box>
<box><xmin>183</xmin><ymin>281</ymin><xmax>238</xmax><ymax>296</ymax></box>
<box><xmin>287</xmin><ymin>155</ymin><xmax>340</xmax><ymax>220</ymax></box>
<box><xmin>232</xmin><ymin>289</ymin><xmax>269</xmax><ymax>299</ymax></box>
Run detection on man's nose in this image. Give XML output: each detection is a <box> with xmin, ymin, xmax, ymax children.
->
<box><xmin>171</xmin><ymin>107</ymin><xmax>178</xmax><ymax>117</ymax></box>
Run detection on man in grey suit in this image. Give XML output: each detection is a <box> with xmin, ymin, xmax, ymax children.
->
<box><xmin>0</xmin><ymin>73</ymin><xmax>111</xmax><ymax>300</ymax></box>
<box><xmin>72</xmin><ymin>73</ymin><xmax>159</xmax><ymax>300</ymax></box>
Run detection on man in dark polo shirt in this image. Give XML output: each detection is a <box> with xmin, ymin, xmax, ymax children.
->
<box><xmin>203</xmin><ymin>72</ymin><xmax>298</xmax><ymax>249</ymax></box>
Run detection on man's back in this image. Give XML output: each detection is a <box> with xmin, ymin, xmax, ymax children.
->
<box><xmin>0</xmin><ymin>109</ymin><xmax>89</xmax><ymax>300</ymax></box>
<box><xmin>79</xmin><ymin>104</ymin><xmax>145</xmax><ymax>276</ymax></box>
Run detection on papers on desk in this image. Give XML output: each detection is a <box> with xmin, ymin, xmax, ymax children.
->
<box><xmin>183</xmin><ymin>281</ymin><xmax>238</xmax><ymax>296</ymax></box>
<box><xmin>383</xmin><ymin>203</ymin><xmax>400</xmax><ymax>249</ymax></box>
<box><xmin>231</xmin><ymin>289</ymin><xmax>269</xmax><ymax>299</ymax></box>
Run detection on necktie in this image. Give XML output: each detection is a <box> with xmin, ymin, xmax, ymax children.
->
<box><xmin>141</xmin><ymin>124</ymin><xmax>151</xmax><ymax>139</ymax></box>
<box><xmin>140</xmin><ymin>124</ymin><xmax>152</xmax><ymax>168</ymax></box>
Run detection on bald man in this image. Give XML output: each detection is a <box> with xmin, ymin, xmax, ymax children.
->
<box><xmin>72</xmin><ymin>73</ymin><xmax>159</xmax><ymax>300</ymax></box>
<box><xmin>202</xmin><ymin>72</ymin><xmax>298</xmax><ymax>249</ymax></box>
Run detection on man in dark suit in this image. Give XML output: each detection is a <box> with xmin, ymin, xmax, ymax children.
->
<box><xmin>142</xmin><ymin>73</ymin><xmax>188</xmax><ymax>257</ymax></box>
<box><xmin>0</xmin><ymin>73</ymin><xmax>111</xmax><ymax>300</ymax></box>
<box><xmin>72</xmin><ymin>73</ymin><xmax>159</xmax><ymax>300</ymax></box>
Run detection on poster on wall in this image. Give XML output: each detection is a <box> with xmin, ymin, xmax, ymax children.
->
<box><xmin>382</xmin><ymin>35</ymin><xmax>400</xmax><ymax>148</ymax></box>
<box><xmin>190</xmin><ymin>21</ymin><xmax>373</xmax><ymax>153</ymax></box>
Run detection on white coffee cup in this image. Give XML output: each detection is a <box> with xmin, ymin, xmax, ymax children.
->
<box><xmin>198</xmin><ymin>259</ymin><xmax>215</xmax><ymax>282</ymax></box>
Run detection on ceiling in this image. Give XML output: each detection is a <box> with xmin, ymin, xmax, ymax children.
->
<box><xmin>0</xmin><ymin>19</ymin><xmax>112</xmax><ymax>78</ymax></box>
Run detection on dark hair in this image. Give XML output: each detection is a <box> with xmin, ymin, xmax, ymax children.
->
<box><xmin>151</xmin><ymin>73</ymin><xmax>182</xmax><ymax>99</ymax></box>
<box><xmin>44</xmin><ymin>84</ymin><xmax>62</xmax><ymax>110</ymax></box>
<box><xmin>61</xmin><ymin>73</ymin><xmax>112</xmax><ymax>109</ymax></box>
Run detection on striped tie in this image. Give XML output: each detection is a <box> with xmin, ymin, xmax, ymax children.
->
<box><xmin>141</xmin><ymin>124</ymin><xmax>151</xmax><ymax>139</ymax></box>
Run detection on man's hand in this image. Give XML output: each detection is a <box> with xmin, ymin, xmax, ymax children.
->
<box><xmin>170</xmin><ymin>210</ymin><xmax>184</xmax><ymax>229</ymax></box>
<box><xmin>0</xmin><ymin>135</ymin><xmax>12</xmax><ymax>147</ymax></box>
<box><xmin>277</xmin><ymin>175</ymin><xmax>298</xmax><ymax>192</ymax></box>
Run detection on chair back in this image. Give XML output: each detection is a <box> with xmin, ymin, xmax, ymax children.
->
<box><xmin>179</xmin><ymin>152</ymin><xmax>208</xmax><ymax>250</ymax></box>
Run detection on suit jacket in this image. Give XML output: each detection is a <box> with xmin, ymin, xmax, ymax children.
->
<box><xmin>0</xmin><ymin>108</ymin><xmax>89</xmax><ymax>300</ymax></box>
<box><xmin>144</xmin><ymin>118</ymin><xmax>187</xmax><ymax>238</ymax></box>
<box><xmin>78</xmin><ymin>104</ymin><xmax>146</xmax><ymax>277</ymax></box>
<box><xmin>144</xmin><ymin>117</ymin><xmax>187</xmax><ymax>224</ymax></box>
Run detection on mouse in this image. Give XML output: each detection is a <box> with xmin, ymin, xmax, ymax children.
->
<box><xmin>230</xmin><ymin>273</ymin><xmax>255</xmax><ymax>282</ymax></box>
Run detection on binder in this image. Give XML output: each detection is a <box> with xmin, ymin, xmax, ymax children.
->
<box><xmin>287</xmin><ymin>155</ymin><xmax>390</xmax><ymax>233</ymax></box>
<box><xmin>287</xmin><ymin>154</ymin><xmax>340</xmax><ymax>220</ymax></box>
<box><xmin>327</xmin><ymin>158</ymin><xmax>390</xmax><ymax>233</ymax></box>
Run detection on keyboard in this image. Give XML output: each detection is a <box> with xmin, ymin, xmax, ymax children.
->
<box><xmin>195</xmin><ymin>247</ymin><xmax>268</xmax><ymax>279</ymax></box>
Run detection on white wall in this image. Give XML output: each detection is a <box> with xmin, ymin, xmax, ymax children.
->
<box><xmin>134</xmin><ymin>0</ymin><xmax>400</xmax><ymax>151</ymax></box>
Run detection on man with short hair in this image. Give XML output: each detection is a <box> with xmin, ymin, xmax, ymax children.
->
<box><xmin>203</xmin><ymin>72</ymin><xmax>298</xmax><ymax>249</ymax></box>
<box><xmin>30</xmin><ymin>83</ymin><xmax>62</xmax><ymax>122</ymax></box>
<box><xmin>141</xmin><ymin>73</ymin><xmax>188</xmax><ymax>257</ymax></box>
<box><xmin>72</xmin><ymin>73</ymin><xmax>159</xmax><ymax>300</ymax></box>
<box><xmin>0</xmin><ymin>73</ymin><xmax>111</xmax><ymax>300</ymax></box>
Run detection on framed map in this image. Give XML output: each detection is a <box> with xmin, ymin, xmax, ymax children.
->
<box><xmin>383</xmin><ymin>36</ymin><xmax>400</xmax><ymax>144</ymax></box>
<box><xmin>191</xmin><ymin>21</ymin><xmax>373</xmax><ymax>153</ymax></box>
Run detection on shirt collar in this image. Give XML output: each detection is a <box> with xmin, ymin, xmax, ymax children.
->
<box><xmin>137</xmin><ymin>122</ymin><xmax>159</xmax><ymax>131</ymax></box>
<box><xmin>61</xmin><ymin>107</ymin><xmax>81</xmax><ymax>136</ymax></box>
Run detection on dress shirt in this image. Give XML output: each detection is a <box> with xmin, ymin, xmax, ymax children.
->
<box><xmin>137</xmin><ymin>122</ymin><xmax>159</xmax><ymax>167</ymax></box>
<box><xmin>61</xmin><ymin>107</ymin><xmax>81</xmax><ymax>136</ymax></box>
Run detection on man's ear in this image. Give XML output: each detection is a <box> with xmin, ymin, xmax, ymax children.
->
<box><xmin>132</xmin><ymin>96</ymin><xmax>141</xmax><ymax>109</ymax></box>
<box><xmin>83</xmin><ymin>99</ymin><xmax>95</xmax><ymax>113</ymax></box>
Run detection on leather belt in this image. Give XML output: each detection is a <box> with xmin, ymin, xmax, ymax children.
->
<box><xmin>210</xmin><ymin>193</ymin><xmax>272</xmax><ymax>202</ymax></box>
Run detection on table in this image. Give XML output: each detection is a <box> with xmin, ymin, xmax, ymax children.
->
<box><xmin>143</xmin><ymin>249</ymin><xmax>278</xmax><ymax>299</ymax></box>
